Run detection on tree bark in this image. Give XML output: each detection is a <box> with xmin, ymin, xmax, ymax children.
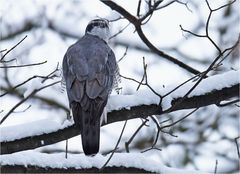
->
<box><xmin>1</xmin><ymin>165</ymin><xmax>155</xmax><ymax>173</ymax></box>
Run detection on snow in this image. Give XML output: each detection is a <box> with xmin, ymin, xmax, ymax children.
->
<box><xmin>108</xmin><ymin>69</ymin><xmax>240</xmax><ymax>111</ymax></box>
<box><xmin>0</xmin><ymin>119</ymin><xmax>73</xmax><ymax>142</ymax></box>
<box><xmin>194</xmin><ymin>155</ymin><xmax>237</xmax><ymax>173</ymax></box>
<box><xmin>0</xmin><ymin>151</ymin><xmax>205</xmax><ymax>174</ymax></box>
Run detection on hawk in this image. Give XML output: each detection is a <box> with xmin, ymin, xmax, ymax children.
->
<box><xmin>62</xmin><ymin>19</ymin><xmax>119</xmax><ymax>155</ymax></box>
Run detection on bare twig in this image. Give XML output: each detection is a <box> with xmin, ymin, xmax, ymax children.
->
<box><xmin>157</xmin><ymin>0</ymin><xmax>192</xmax><ymax>12</ymax></box>
<box><xmin>141</xmin><ymin>146</ymin><xmax>162</xmax><ymax>153</ymax></box>
<box><xmin>125</xmin><ymin>119</ymin><xmax>148</xmax><ymax>152</ymax></box>
<box><xmin>208</xmin><ymin>0</ymin><xmax>236</xmax><ymax>12</ymax></box>
<box><xmin>109</xmin><ymin>23</ymin><xmax>131</xmax><ymax>40</ymax></box>
<box><xmin>0</xmin><ymin>81</ymin><xmax>61</xmax><ymax>125</ymax></box>
<box><xmin>109</xmin><ymin>17</ymin><xmax>125</xmax><ymax>22</ymax></box>
<box><xmin>0</xmin><ymin>66</ymin><xmax>60</xmax><ymax>97</ymax></box>
<box><xmin>65</xmin><ymin>139</ymin><xmax>68</xmax><ymax>159</ymax></box>
<box><xmin>0</xmin><ymin>60</ymin><xmax>47</xmax><ymax>68</ymax></box>
<box><xmin>140</xmin><ymin>0</ymin><xmax>163</xmax><ymax>22</ymax></box>
<box><xmin>13</xmin><ymin>105</ymin><xmax>31</xmax><ymax>113</ymax></box>
<box><xmin>160</xmin><ymin>108</ymin><xmax>199</xmax><ymax>130</ymax></box>
<box><xmin>0</xmin><ymin>58</ymin><xmax>16</xmax><ymax>63</ymax></box>
<box><xmin>136</xmin><ymin>0</ymin><xmax>142</xmax><ymax>17</ymax></box>
<box><xmin>117</xmin><ymin>46</ymin><xmax>128</xmax><ymax>63</ymax></box>
<box><xmin>0</xmin><ymin>35</ymin><xmax>27</xmax><ymax>61</ymax></box>
<box><xmin>0</xmin><ymin>49</ymin><xmax>7</xmax><ymax>53</ymax></box>
<box><xmin>100</xmin><ymin>120</ymin><xmax>128</xmax><ymax>170</ymax></box>
<box><xmin>120</xmin><ymin>74</ymin><xmax>161</xmax><ymax>98</ymax></box>
<box><xmin>136</xmin><ymin>57</ymin><xmax>147</xmax><ymax>91</ymax></box>
<box><xmin>180</xmin><ymin>0</ymin><xmax>237</xmax><ymax>54</ymax></box>
<box><xmin>214</xmin><ymin>160</ymin><xmax>218</xmax><ymax>174</ymax></box>
<box><xmin>166</xmin><ymin>38</ymin><xmax>239</xmax><ymax>113</ymax></box>
<box><xmin>234</xmin><ymin>136</ymin><xmax>240</xmax><ymax>158</ymax></box>
<box><xmin>148</xmin><ymin>116</ymin><xmax>161</xmax><ymax>148</ymax></box>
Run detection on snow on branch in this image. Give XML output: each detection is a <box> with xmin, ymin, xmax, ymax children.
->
<box><xmin>1</xmin><ymin>70</ymin><xmax>239</xmax><ymax>154</ymax></box>
<box><xmin>0</xmin><ymin>151</ymin><xmax>202</xmax><ymax>174</ymax></box>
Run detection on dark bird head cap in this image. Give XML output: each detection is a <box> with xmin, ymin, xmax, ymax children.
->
<box><xmin>85</xmin><ymin>18</ymin><xmax>110</xmax><ymax>41</ymax></box>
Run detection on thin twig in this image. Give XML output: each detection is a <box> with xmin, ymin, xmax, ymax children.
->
<box><xmin>13</xmin><ymin>105</ymin><xmax>31</xmax><ymax>113</ymax></box>
<box><xmin>0</xmin><ymin>81</ymin><xmax>61</xmax><ymax>125</ymax></box>
<box><xmin>0</xmin><ymin>61</ymin><xmax>47</xmax><ymax>68</ymax></box>
<box><xmin>65</xmin><ymin>139</ymin><xmax>68</xmax><ymax>159</ymax></box>
<box><xmin>125</xmin><ymin>119</ymin><xmax>148</xmax><ymax>152</ymax></box>
<box><xmin>160</xmin><ymin>108</ymin><xmax>199</xmax><ymax>130</ymax></box>
<box><xmin>141</xmin><ymin>147</ymin><xmax>162</xmax><ymax>153</ymax></box>
<box><xmin>108</xmin><ymin>16</ymin><xmax>125</xmax><ymax>22</ymax></box>
<box><xmin>157</xmin><ymin>0</ymin><xmax>192</xmax><ymax>12</ymax></box>
<box><xmin>117</xmin><ymin>46</ymin><xmax>128</xmax><ymax>63</ymax></box>
<box><xmin>214</xmin><ymin>160</ymin><xmax>218</xmax><ymax>174</ymax></box>
<box><xmin>0</xmin><ymin>35</ymin><xmax>27</xmax><ymax>61</ymax></box>
<box><xmin>109</xmin><ymin>23</ymin><xmax>131</xmax><ymax>40</ymax></box>
<box><xmin>212</xmin><ymin>0</ymin><xmax>236</xmax><ymax>12</ymax></box>
<box><xmin>0</xmin><ymin>58</ymin><xmax>16</xmax><ymax>63</ymax></box>
<box><xmin>140</xmin><ymin>0</ymin><xmax>163</xmax><ymax>22</ymax></box>
<box><xmin>100</xmin><ymin>120</ymin><xmax>127</xmax><ymax>170</ymax></box>
<box><xmin>120</xmin><ymin>74</ymin><xmax>161</xmax><ymax>98</ymax></box>
<box><xmin>149</xmin><ymin>116</ymin><xmax>161</xmax><ymax>147</ymax></box>
<box><xmin>234</xmin><ymin>136</ymin><xmax>240</xmax><ymax>158</ymax></box>
<box><xmin>166</xmin><ymin>38</ymin><xmax>239</xmax><ymax>113</ymax></box>
<box><xmin>0</xmin><ymin>66</ymin><xmax>60</xmax><ymax>97</ymax></box>
<box><xmin>137</xmin><ymin>0</ymin><xmax>142</xmax><ymax>17</ymax></box>
<box><xmin>0</xmin><ymin>49</ymin><xmax>7</xmax><ymax>53</ymax></box>
<box><xmin>136</xmin><ymin>57</ymin><xmax>147</xmax><ymax>90</ymax></box>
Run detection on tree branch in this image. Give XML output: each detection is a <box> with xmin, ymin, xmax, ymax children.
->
<box><xmin>1</xmin><ymin>165</ymin><xmax>153</xmax><ymax>173</ymax></box>
<box><xmin>1</xmin><ymin>84</ymin><xmax>239</xmax><ymax>154</ymax></box>
<box><xmin>100</xmin><ymin>0</ymin><xmax>201</xmax><ymax>75</ymax></box>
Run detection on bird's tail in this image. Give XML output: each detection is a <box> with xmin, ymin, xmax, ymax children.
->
<box><xmin>71</xmin><ymin>102</ymin><xmax>100</xmax><ymax>155</ymax></box>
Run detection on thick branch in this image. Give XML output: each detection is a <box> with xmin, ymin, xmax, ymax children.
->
<box><xmin>1</xmin><ymin>165</ymin><xmax>153</xmax><ymax>173</ymax></box>
<box><xmin>1</xmin><ymin>84</ymin><xmax>238</xmax><ymax>154</ymax></box>
<box><xmin>100</xmin><ymin>0</ymin><xmax>201</xmax><ymax>75</ymax></box>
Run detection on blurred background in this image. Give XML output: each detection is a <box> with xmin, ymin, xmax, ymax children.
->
<box><xmin>0</xmin><ymin>0</ymin><xmax>239</xmax><ymax>173</ymax></box>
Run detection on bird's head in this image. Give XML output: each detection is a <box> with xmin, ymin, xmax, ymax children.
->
<box><xmin>85</xmin><ymin>19</ymin><xmax>110</xmax><ymax>42</ymax></box>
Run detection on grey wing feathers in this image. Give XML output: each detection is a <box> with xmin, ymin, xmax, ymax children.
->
<box><xmin>62</xmin><ymin>34</ymin><xmax>118</xmax><ymax>155</ymax></box>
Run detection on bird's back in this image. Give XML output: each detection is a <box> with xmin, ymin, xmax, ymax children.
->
<box><xmin>62</xmin><ymin>34</ymin><xmax>118</xmax><ymax>155</ymax></box>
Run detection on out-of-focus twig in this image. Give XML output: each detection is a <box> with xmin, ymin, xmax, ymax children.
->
<box><xmin>234</xmin><ymin>136</ymin><xmax>240</xmax><ymax>158</ymax></box>
<box><xmin>0</xmin><ymin>35</ymin><xmax>27</xmax><ymax>61</ymax></box>
<box><xmin>0</xmin><ymin>60</ymin><xmax>47</xmax><ymax>68</ymax></box>
<box><xmin>100</xmin><ymin>120</ymin><xmax>127</xmax><ymax>170</ymax></box>
<box><xmin>0</xmin><ymin>81</ymin><xmax>61</xmax><ymax>125</ymax></box>
<box><xmin>125</xmin><ymin>119</ymin><xmax>148</xmax><ymax>153</ymax></box>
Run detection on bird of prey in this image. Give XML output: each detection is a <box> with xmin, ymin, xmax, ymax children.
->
<box><xmin>62</xmin><ymin>19</ymin><xmax>119</xmax><ymax>155</ymax></box>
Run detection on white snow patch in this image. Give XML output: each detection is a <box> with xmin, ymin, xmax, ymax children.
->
<box><xmin>108</xmin><ymin>89</ymin><xmax>158</xmax><ymax>111</ymax></box>
<box><xmin>108</xmin><ymin>70</ymin><xmax>239</xmax><ymax>111</ymax></box>
<box><xmin>0</xmin><ymin>119</ymin><xmax>73</xmax><ymax>142</ymax></box>
<box><xmin>0</xmin><ymin>151</ymin><xmax>204</xmax><ymax>173</ymax></box>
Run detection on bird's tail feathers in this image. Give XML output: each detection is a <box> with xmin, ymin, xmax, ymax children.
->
<box><xmin>72</xmin><ymin>101</ymin><xmax>100</xmax><ymax>155</ymax></box>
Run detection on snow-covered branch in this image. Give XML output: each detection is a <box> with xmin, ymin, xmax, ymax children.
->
<box><xmin>1</xmin><ymin>70</ymin><xmax>239</xmax><ymax>154</ymax></box>
<box><xmin>0</xmin><ymin>151</ymin><xmax>203</xmax><ymax>173</ymax></box>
